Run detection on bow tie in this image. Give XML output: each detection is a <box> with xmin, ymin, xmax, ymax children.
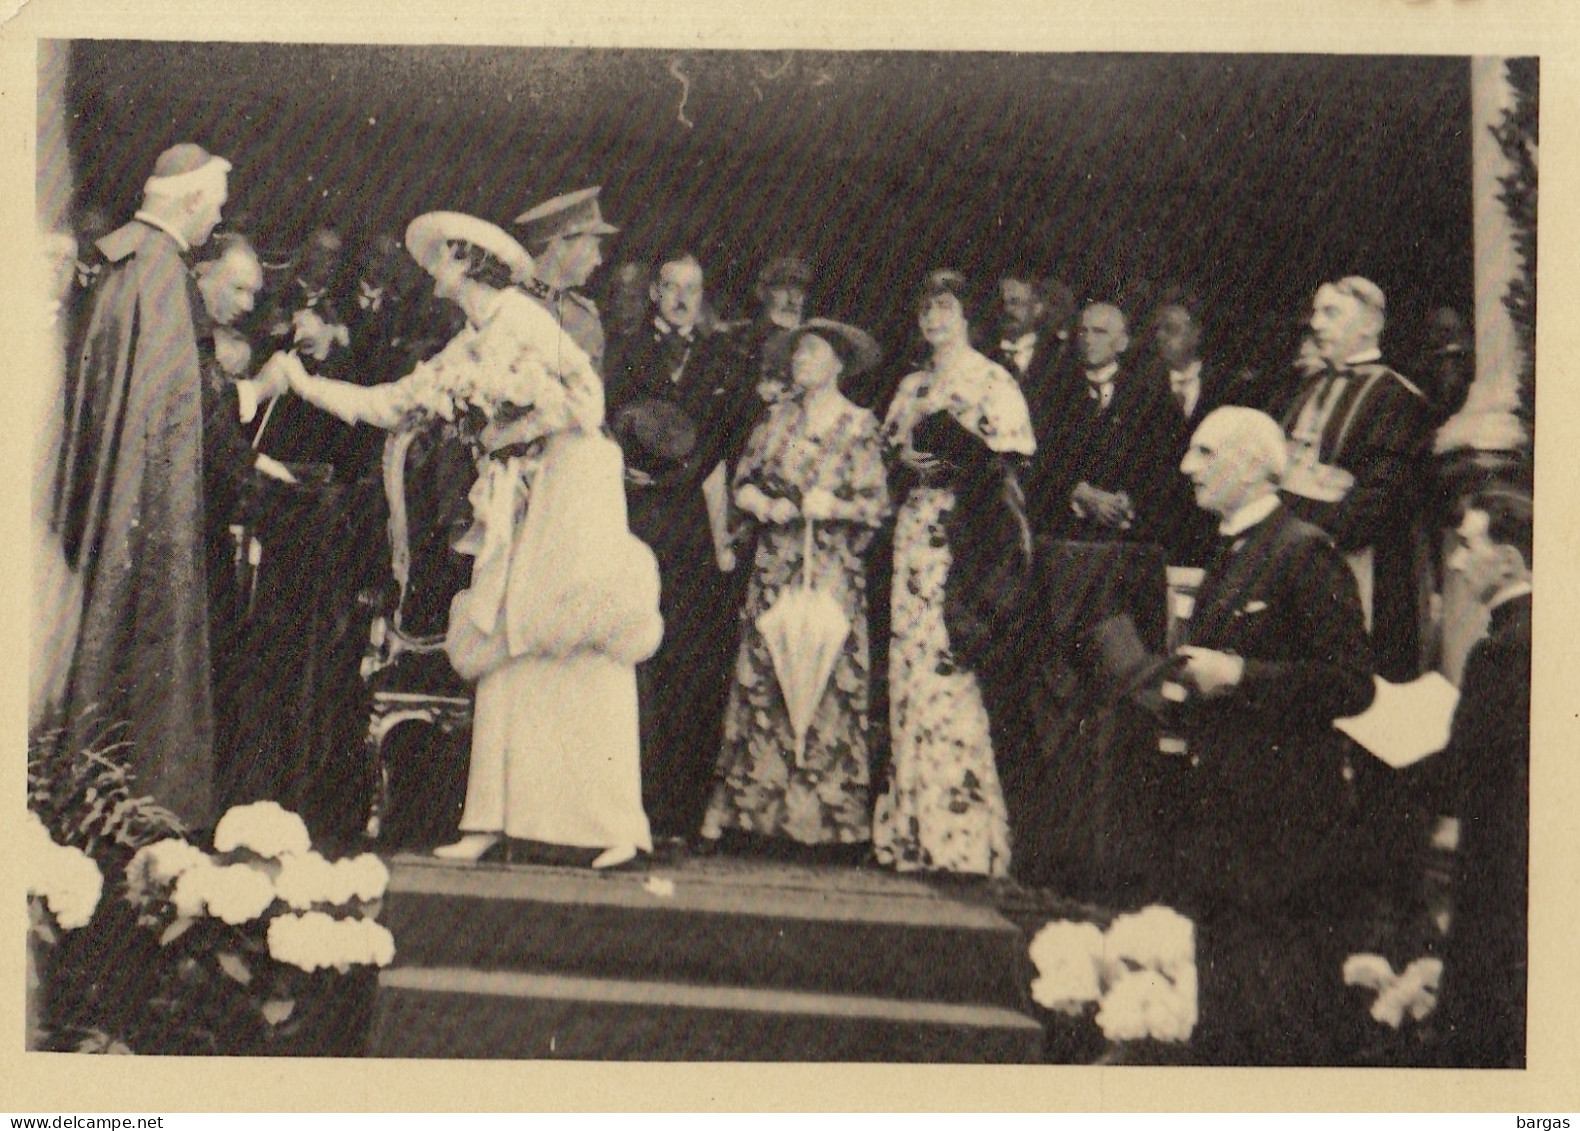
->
<box><xmin>1000</xmin><ymin>335</ymin><xmax>1035</xmax><ymax>354</ymax></box>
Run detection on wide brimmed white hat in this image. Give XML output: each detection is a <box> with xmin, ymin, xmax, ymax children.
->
<box><xmin>405</xmin><ymin>211</ymin><xmax>533</xmax><ymax>283</ymax></box>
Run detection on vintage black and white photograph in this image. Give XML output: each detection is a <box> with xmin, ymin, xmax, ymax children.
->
<box><xmin>16</xmin><ymin>8</ymin><xmax>1566</xmax><ymax>1097</ymax></box>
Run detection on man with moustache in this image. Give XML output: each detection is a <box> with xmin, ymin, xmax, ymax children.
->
<box><xmin>1034</xmin><ymin>301</ymin><xmax>1187</xmax><ymax>546</ymax></box>
<box><xmin>606</xmin><ymin>250</ymin><xmax>757</xmax><ymax>842</ymax></box>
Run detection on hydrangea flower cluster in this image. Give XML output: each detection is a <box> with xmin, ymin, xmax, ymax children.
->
<box><xmin>213</xmin><ymin>799</ymin><xmax>313</xmax><ymax>859</ymax></box>
<box><xmin>26</xmin><ymin>810</ymin><xmax>104</xmax><ymax>931</ymax></box>
<box><xmin>267</xmin><ymin>912</ymin><xmax>396</xmax><ymax>973</ymax></box>
<box><xmin>1028</xmin><ymin>904</ymin><xmax>1198</xmax><ymax>1044</ymax></box>
<box><xmin>1343</xmin><ymin>953</ymin><xmax>1444</xmax><ymax>1028</ymax></box>
<box><xmin>123</xmin><ymin>802</ymin><xmax>395</xmax><ymax>972</ymax></box>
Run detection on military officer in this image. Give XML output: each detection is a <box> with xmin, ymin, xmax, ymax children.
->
<box><xmin>514</xmin><ymin>186</ymin><xmax>620</xmax><ymax>374</ymax></box>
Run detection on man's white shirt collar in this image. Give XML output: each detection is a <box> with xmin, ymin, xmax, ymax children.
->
<box><xmin>133</xmin><ymin>211</ymin><xmax>190</xmax><ymax>253</ymax></box>
<box><xmin>1169</xmin><ymin>359</ymin><xmax>1203</xmax><ymax>386</ymax></box>
<box><xmin>1220</xmin><ymin>492</ymin><xmax>1281</xmax><ymax>537</ymax></box>
<box><xmin>1084</xmin><ymin>361</ymin><xmax>1120</xmax><ymax>386</ymax></box>
<box><xmin>1341</xmin><ymin>347</ymin><xmax>1382</xmax><ymax>367</ymax></box>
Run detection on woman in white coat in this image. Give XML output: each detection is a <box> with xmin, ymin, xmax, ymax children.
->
<box><xmin>283</xmin><ymin>212</ymin><xmax>661</xmax><ymax>867</ymax></box>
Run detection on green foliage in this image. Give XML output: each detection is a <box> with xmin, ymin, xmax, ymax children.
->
<box><xmin>27</xmin><ymin>723</ymin><xmax>186</xmax><ymax>877</ymax></box>
<box><xmin>1493</xmin><ymin>57</ymin><xmax>1538</xmax><ymax>427</ymax></box>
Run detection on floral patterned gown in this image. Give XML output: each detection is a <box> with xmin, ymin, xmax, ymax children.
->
<box><xmin>872</xmin><ymin>350</ymin><xmax>1037</xmax><ymax>876</ymax></box>
<box><xmin>701</xmin><ymin>399</ymin><xmax>891</xmax><ymax>845</ymax></box>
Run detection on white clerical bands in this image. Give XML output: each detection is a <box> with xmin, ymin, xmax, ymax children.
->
<box><xmin>144</xmin><ymin>156</ymin><xmax>232</xmax><ymax>199</ymax></box>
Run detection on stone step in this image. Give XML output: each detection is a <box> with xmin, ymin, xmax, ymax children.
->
<box><xmin>381</xmin><ymin>855</ymin><xmax>1033</xmax><ymax>1011</ymax></box>
<box><xmin>368</xmin><ymin>966</ymin><xmax>1044</xmax><ymax>1062</ymax></box>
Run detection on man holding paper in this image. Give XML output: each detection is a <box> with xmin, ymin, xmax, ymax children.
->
<box><xmin>1165</xmin><ymin>406</ymin><xmax>1376</xmax><ymax>1063</ymax></box>
<box><xmin>1412</xmin><ymin>487</ymin><xmax>1532</xmax><ymax>1067</ymax></box>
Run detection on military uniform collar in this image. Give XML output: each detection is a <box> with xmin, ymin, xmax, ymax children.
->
<box><xmin>523</xmin><ymin>276</ymin><xmax>564</xmax><ymax>303</ymax></box>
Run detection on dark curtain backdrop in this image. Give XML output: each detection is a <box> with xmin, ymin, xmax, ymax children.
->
<box><xmin>66</xmin><ymin>43</ymin><xmax>1472</xmax><ymax>407</ymax></box>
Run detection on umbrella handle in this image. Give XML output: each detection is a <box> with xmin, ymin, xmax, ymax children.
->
<box><xmin>802</xmin><ymin>517</ymin><xmax>815</xmax><ymax>593</ymax></box>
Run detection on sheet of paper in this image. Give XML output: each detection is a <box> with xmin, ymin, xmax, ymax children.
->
<box><xmin>1334</xmin><ymin>672</ymin><xmax>1461</xmax><ymax>769</ymax></box>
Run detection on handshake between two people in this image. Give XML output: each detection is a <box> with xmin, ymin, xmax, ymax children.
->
<box><xmin>250</xmin><ymin>347</ymin><xmax>326</xmax><ymax>404</ymax></box>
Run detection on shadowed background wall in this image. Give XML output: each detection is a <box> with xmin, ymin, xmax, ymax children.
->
<box><xmin>63</xmin><ymin>43</ymin><xmax>1473</xmax><ymax>401</ymax></box>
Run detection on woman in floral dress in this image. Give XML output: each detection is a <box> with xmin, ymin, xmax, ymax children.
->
<box><xmin>700</xmin><ymin>320</ymin><xmax>891</xmax><ymax>850</ymax></box>
<box><xmin>872</xmin><ymin>271</ymin><xmax>1037</xmax><ymax>877</ymax></box>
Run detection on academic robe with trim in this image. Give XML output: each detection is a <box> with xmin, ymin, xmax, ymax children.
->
<box><xmin>1280</xmin><ymin>362</ymin><xmax>1433</xmax><ymax>680</ymax></box>
<box><xmin>54</xmin><ymin>220</ymin><xmax>216</xmax><ymax>828</ymax></box>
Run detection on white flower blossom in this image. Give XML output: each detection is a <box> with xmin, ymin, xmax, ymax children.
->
<box><xmin>1027</xmin><ymin>920</ymin><xmax>1105</xmax><ymax>1013</ymax></box>
<box><xmin>213</xmin><ymin>801</ymin><xmax>312</xmax><ymax>859</ymax></box>
<box><xmin>1103</xmin><ymin>905</ymin><xmax>1195</xmax><ymax>981</ymax></box>
<box><xmin>1096</xmin><ymin>967</ymin><xmax>1199</xmax><ymax>1044</ymax></box>
<box><xmin>272</xmin><ymin>852</ymin><xmax>338</xmax><ymax>911</ymax></box>
<box><xmin>203</xmin><ymin>864</ymin><xmax>279</xmax><ymax>926</ymax></box>
<box><xmin>267</xmin><ymin>911</ymin><xmax>395</xmax><ymax>971</ymax></box>
<box><xmin>27</xmin><ymin>813</ymin><xmax>104</xmax><ymax>931</ymax></box>
<box><xmin>170</xmin><ymin>860</ymin><xmax>217</xmax><ymax>920</ymax></box>
<box><xmin>1346</xmin><ymin>954</ymin><xmax>1443</xmax><ymax>1028</ymax></box>
<box><xmin>345</xmin><ymin>854</ymin><xmax>390</xmax><ymax>902</ymax></box>
<box><xmin>126</xmin><ymin>838</ymin><xmax>212</xmax><ymax>905</ymax></box>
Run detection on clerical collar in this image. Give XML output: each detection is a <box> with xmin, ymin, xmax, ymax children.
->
<box><xmin>1219</xmin><ymin>492</ymin><xmax>1280</xmax><ymax>537</ymax></box>
<box><xmin>1169</xmin><ymin>359</ymin><xmax>1203</xmax><ymax>386</ymax></box>
<box><xmin>1084</xmin><ymin>361</ymin><xmax>1119</xmax><ymax>386</ymax></box>
<box><xmin>133</xmin><ymin>211</ymin><xmax>189</xmax><ymax>253</ymax></box>
<box><xmin>1489</xmin><ymin>580</ymin><xmax>1533</xmax><ymax>611</ymax></box>
<box><xmin>655</xmin><ymin>316</ymin><xmax>695</xmax><ymax>342</ymax></box>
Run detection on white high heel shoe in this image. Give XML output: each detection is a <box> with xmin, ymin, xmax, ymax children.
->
<box><xmin>591</xmin><ymin>844</ymin><xmax>639</xmax><ymax>870</ymax></box>
<box><xmin>433</xmin><ymin>833</ymin><xmax>501</xmax><ymax>862</ymax></box>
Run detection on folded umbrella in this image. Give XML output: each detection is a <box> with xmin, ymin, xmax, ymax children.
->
<box><xmin>756</xmin><ymin>518</ymin><xmax>849</xmax><ymax>769</ymax></box>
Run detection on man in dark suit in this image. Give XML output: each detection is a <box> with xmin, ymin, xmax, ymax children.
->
<box><xmin>1033</xmin><ymin>301</ymin><xmax>1187</xmax><ymax>547</ymax></box>
<box><xmin>1152</xmin><ymin>300</ymin><xmax>1234</xmax><ymax>566</ymax></box>
<box><xmin>1165</xmin><ymin>406</ymin><xmax>1377</xmax><ymax>1064</ymax></box>
<box><xmin>1281</xmin><ymin>276</ymin><xmax>1433</xmax><ymax>681</ymax></box>
<box><xmin>606</xmin><ymin>250</ymin><xmax>757</xmax><ymax>841</ymax></box>
<box><xmin>1413</xmin><ymin>487</ymin><xmax>1532</xmax><ymax>1067</ymax></box>
<box><xmin>996</xmin><ymin>269</ymin><xmax>1074</xmax><ymax>449</ymax></box>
